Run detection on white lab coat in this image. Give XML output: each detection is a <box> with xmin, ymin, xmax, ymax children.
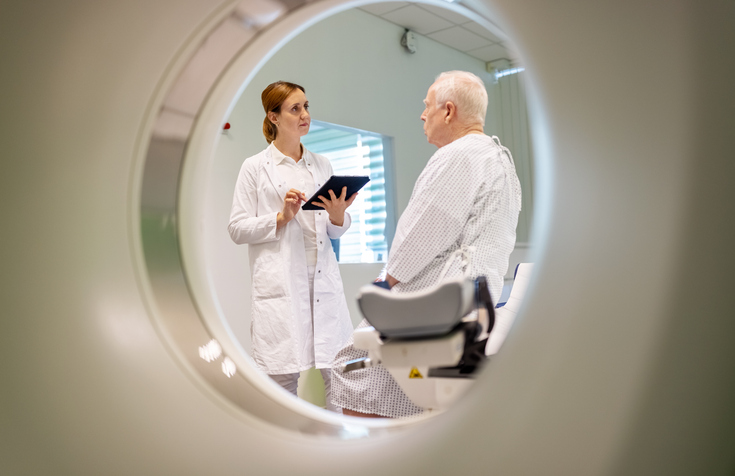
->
<box><xmin>228</xmin><ymin>144</ymin><xmax>354</xmax><ymax>375</ymax></box>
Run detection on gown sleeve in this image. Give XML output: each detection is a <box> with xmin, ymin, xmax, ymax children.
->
<box><xmin>386</xmin><ymin>148</ymin><xmax>476</xmax><ymax>283</ymax></box>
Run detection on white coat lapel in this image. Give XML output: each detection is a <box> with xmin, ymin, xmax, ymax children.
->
<box><xmin>262</xmin><ymin>145</ymin><xmax>305</xmax><ymax>231</ymax></box>
<box><xmin>261</xmin><ymin>146</ymin><xmax>287</xmax><ymax>201</ymax></box>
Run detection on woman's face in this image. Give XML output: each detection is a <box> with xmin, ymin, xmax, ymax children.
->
<box><xmin>271</xmin><ymin>89</ymin><xmax>310</xmax><ymax>141</ymax></box>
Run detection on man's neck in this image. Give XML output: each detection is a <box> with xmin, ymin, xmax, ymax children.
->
<box><xmin>440</xmin><ymin>123</ymin><xmax>484</xmax><ymax>147</ymax></box>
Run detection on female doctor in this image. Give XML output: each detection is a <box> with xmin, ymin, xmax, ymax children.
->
<box><xmin>228</xmin><ymin>81</ymin><xmax>356</xmax><ymax>412</ymax></box>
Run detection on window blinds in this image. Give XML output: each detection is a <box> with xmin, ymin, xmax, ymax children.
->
<box><xmin>302</xmin><ymin>120</ymin><xmax>390</xmax><ymax>263</ymax></box>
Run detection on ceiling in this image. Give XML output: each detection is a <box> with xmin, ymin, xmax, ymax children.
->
<box><xmin>358</xmin><ymin>2</ymin><xmax>518</xmax><ymax>64</ymax></box>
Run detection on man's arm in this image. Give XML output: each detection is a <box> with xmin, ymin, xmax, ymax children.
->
<box><xmin>386</xmin><ymin>150</ymin><xmax>475</xmax><ymax>284</ymax></box>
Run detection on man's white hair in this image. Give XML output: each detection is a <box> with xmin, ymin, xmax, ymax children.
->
<box><xmin>433</xmin><ymin>71</ymin><xmax>488</xmax><ymax>126</ymax></box>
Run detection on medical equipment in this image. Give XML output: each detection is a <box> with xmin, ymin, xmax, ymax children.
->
<box><xmin>3</xmin><ymin>0</ymin><xmax>734</xmax><ymax>474</ymax></box>
<box><xmin>343</xmin><ymin>276</ymin><xmax>496</xmax><ymax>410</ymax></box>
<box><xmin>487</xmin><ymin>263</ymin><xmax>534</xmax><ymax>355</ymax></box>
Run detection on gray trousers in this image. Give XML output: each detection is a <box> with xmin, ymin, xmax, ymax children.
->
<box><xmin>270</xmin><ymin>369</ymin><xmax>341</xmax><ymax>413</ymax></box>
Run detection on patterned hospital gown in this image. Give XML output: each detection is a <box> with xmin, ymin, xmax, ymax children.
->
<box><xmin>331</xmin><ymin>133</ymin><xmax>523</xmax><ymax>418</ymax></box>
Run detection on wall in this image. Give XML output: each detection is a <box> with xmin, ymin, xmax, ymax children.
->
<box><xmin>488</xmin><ymin>69</ymin><xmax>535</xmax><ymax>244</ymax></box>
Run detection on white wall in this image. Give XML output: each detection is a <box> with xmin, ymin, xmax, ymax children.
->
<box><xmin>488</xmin><ymin>69</ymin><xmax>535</xmax><ymax>244</ymax></box>
<box><xmin>206</xmin><ymin>7</ymin><xmax>532</xmax><ymax>357</ymax></box>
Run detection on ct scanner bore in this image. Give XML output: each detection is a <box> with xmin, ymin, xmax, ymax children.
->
<box><xmin>1</xmin><ymin>0</ymin><xmax>734</xmax><ymax>474</ymax></box>
<box><xmin>158</xmin><ymin>0</ymin><xmax>525</xmax><ymax>431</ymax></box>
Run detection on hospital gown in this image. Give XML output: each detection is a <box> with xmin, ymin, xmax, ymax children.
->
<box><xmin>331</xmin><ymin>133</ymin><xmax>523</xmax><ymax>418</ymax></box>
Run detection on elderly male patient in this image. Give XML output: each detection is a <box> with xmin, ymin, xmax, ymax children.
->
<box><xmin>331</xmin><ymin>70</ymin><xmax>523</xmax><ymax>418</ymax></box>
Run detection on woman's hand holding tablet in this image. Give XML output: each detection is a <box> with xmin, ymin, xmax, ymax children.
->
<box><xmin>301</xmin><ymin>175</ymin><xmax>370</xmax><ymax>211</ymax></box>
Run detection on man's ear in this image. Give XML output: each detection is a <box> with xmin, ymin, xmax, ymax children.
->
<box><xmin>444</xmin><ymin>101</ymin><xmax>456</xmax><ymax>124</ymax></box>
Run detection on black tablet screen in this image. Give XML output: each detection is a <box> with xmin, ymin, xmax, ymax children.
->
<box><xmin>302</xmin><ymin>175</ymin><xmax>370</xmax><ymax>211</ymax></box>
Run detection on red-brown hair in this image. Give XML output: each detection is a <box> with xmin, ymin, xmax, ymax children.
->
<box><xmin>261</xmin><ymin>81</ymin><xmax>305</xmax><ymax>143</ymax></box>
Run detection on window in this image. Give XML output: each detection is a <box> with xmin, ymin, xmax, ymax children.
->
<box><xmin>301</xmin><ymin>120</ymin><xmax>394</xmax><ymax>263</ymax></box>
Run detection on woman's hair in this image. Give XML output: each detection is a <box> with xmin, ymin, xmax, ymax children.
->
<box><xmin>433</xmin><ymin>71</ymin><xmax>488</xmax><ymax>126</ymax></box>
<box><xmin>261</xmin><ymin>81</ymin><xmax>305</xmax><ymax>143</ymax></box>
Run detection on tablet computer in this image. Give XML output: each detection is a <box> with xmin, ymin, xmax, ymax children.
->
<box><xmin>302</xmin><ymin>175</ymin><xmax>370</xmax><ymax>211</ymax></box>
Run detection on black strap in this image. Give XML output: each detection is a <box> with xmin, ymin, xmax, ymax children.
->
<box><xmin>475</xmin><ymin>276</ymin><xmax>496</xmax><ymax>335</ymax></box>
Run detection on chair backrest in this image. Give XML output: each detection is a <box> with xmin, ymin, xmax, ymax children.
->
<box><xmin>358</xmin><ymin>277</ymin><xmax>475</xmax><ymax>339</ymax></box>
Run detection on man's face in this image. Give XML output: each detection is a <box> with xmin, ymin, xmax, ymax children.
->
<box><xmin>420</xmin><ymin>84</ymin><xmax>448</xmax><ymax>148</ymax></box>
